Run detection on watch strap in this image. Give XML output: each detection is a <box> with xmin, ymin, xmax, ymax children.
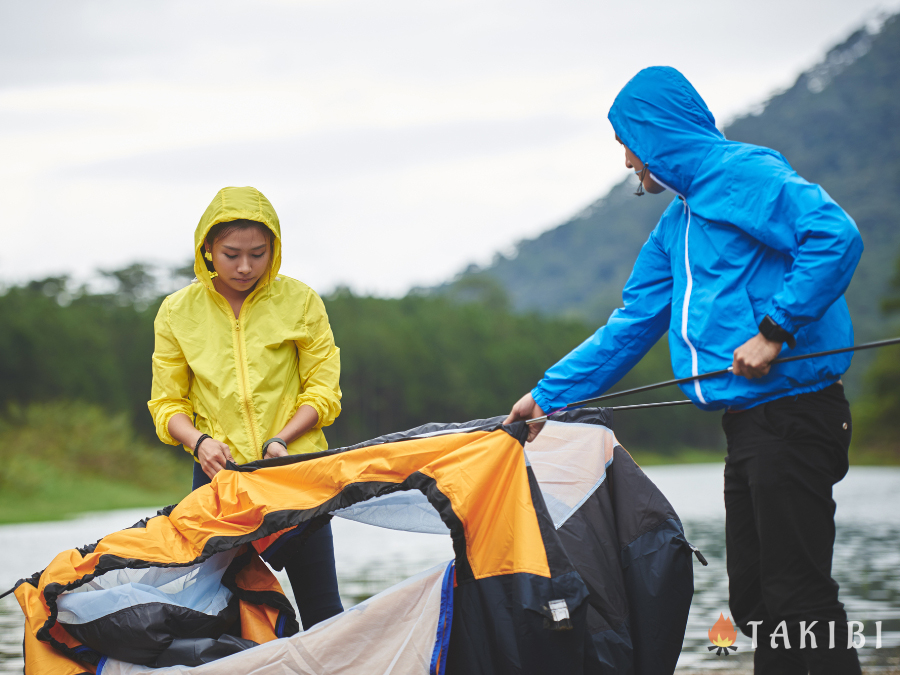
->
<box><xmin>759</xmin><ymin>315</ymin><xmax>796</xmax><ymax>349</ymax></box>
<box><xmin>262</xmin><ymin>437</ymin><xmax>287</xmax><ymax>457</ymax></box>
<box><xmin>193</xmin><ymin>434</ymin><xmax>212</xmax><ymax>459</ymax></box>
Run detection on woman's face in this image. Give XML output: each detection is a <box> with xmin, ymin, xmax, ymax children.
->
<box><xmin>206</xmin><ymin>226</ymin><xmax>272</xmax><ymax>295</ymax></box>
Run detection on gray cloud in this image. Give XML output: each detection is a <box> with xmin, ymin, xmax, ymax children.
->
<box><xmin>69</xmin><ymin>115</ymin><xmax>592</xmax><ymax>184</ymax></box>
<box><xmin>2</xmin><ymin>0</ymin><xmax>897</xmax><ymax>293</ymax></box>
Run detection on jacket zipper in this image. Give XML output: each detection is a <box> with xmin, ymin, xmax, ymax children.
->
<box><xmin>644</xmin><ymin>173</ymin><xmax>707</xmax><ymax>405</ymax></box>
<box><xmin>234</xmin><ymin>304</ymin><xmax>262</xmax><ymax>459</ymax></box>
<box><xmin>680</xmin><ymin>201</ymin><xmax>707</xmax><ymax>405</ymax></box>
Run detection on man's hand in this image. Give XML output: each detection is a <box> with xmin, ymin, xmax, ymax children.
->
<box><xmin>504</xmin><ymin>393</ymin><xmax>547</xmax><ymax>442</ymax></box>
<box><xmin>263</xmin><ymin>441</ymin><xmax>289</xmax><ymax>459</ymax></box>
<box><xmin>197</xmin><ymin>437</ymin><xmax>235</xmax><ymax>479</ymax></box>
<box><xmin>733</xmin><ymin>332</ymin><xmax>783</xmax><ymax>379</ymax></box>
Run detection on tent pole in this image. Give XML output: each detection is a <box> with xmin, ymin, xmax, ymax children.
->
<box><xmin>526</xmin><ymin>336</ymin><xmax>900</xmax><ymax>424</ymax></box>
<box><xmin>610</xmin><ymin>400</ymin><xmax>693</xmax><ymax>411</ymax></box>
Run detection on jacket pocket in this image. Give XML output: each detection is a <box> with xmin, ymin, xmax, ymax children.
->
<box><xmin>744</xmin><ymin>287</ymin><xmax>767</xmax><ymax>327</ymax></box>
<box><xmin>193</xmin><ymin>413</ymin><xmax>212</xmax><ymax>438</ymax></box>
<box><xmin>268</xmin><ymin>396</ymin><xmax>294</xmax><ymax>441</ymax></box>
<box><xmin>192</xmin><ymin>398</ymin><xmax>220</xmax><ymax>440</ymax></box>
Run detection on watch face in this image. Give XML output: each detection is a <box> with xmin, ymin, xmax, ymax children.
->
<box><xmin>760</xmin><ymin>316</ymin><xmax>795</xmax><ymax>348</ymax></box>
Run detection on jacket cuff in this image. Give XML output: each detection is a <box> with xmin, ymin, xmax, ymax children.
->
<box><xmin>766</xmin><ymin>308</ymin><xmax>797</xmax><ymax>336</ymax></box>
<box><xmin>155</xmin><ymin>405</ymin><xmax>194</xmax><ymax>446</ymax></box>
<box><xmin>531</xmin><ymin>385</ymin><xmax>553</xmax><ymax>417</ymax></box>
<box><xmin>295</xmin><ymin>395</ymin><xmax>337</xmax><ymax>430</ymax></box>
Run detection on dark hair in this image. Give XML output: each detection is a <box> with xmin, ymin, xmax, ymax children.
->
<box><xmin>206</xmin><ymin>219</ymin><xmax>272</xmax><ymax>246</ymax></box>
<box><xmin>203</xmin><ymin>219</ymin><xmax>274</xmax><ymax>272</ymax></box>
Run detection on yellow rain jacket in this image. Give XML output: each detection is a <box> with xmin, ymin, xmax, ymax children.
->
<box><xmin>148</xmin><ymin>186</ymin><xmax>341</xmax><ymax>464</ymax></box>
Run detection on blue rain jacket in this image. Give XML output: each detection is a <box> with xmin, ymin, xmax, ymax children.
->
<box><xmin>532</xmin><ymin>67</ymin><xmax>863</xmax><ymax>412</ymax></box>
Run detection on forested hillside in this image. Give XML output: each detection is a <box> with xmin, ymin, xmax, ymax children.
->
<box><xmin>447</xmin><ymin>13</ymin><xmax>900</xmax><ymax>346</ymax></box>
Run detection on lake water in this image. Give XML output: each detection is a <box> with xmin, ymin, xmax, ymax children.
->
<box><xmin>2</xmin><ymin>464</ymin><xmax>898</xmax><ymax>673</ymax></box>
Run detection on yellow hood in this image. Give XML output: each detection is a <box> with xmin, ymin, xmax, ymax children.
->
<box><xmin>194</xmin><ymin>186</ymin><xmax>283</xmax><ymax>291</ymax></box>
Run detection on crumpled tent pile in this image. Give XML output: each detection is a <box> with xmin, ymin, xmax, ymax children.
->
<box><xmin>14</xmin><ymin>409</ymin><xmax>698</xmax><ymax>674</ymax></box>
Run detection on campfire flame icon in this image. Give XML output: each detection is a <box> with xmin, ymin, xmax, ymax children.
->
<box><xmin>708</xmin><ymin>613</ymin><xmax>738</xmax><ymax>655</ymax></box>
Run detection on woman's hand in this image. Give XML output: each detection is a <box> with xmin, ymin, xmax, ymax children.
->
<box><xmin>504</xmin><ymin>393</ymin><xmax>546</xmax><ymax>442</ymax></box>
<box><xmin>197</xmin><ymin>437</ymin><xmax>235</xmax><ymax>479</ymax></box>
<box><xmin>263</xmin><ymin>441</ymin><xmax>289</xmax><ymax>459</ymax></box>
<box><xmin>167</xmin><ymin>413</ymin><xmax>234</xmax><ymax>479</ymax></box>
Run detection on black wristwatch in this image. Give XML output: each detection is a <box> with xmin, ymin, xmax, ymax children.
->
<box><xmin>759</xmin><ymin>315</ymin><xmax>796</xmax><ymax>349</ymax></box>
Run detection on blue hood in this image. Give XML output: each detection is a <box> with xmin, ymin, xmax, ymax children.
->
<box><xmin>608</xmin><ymin>66</ymin><xmax>724</xmax><ymax>198</ymax></box>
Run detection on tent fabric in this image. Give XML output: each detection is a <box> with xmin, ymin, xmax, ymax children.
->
<box><xmin>14</xmin><ymin>409</ymin><xmax>696</xmax><ymax>674</ymax></box>
<box><xmin>15</xmin><ymin>542</ymin><xmax>294</xmax><ymax>670</ymax></box>
<box><xmin>56</xmin><ymin>549</ymin><xmax>239</xmax><ymax>625</ymax></box>
<box><xmin>99</xmin><ymin>562</ymin><xmax>457</xmax><ymax>675</ymax></box>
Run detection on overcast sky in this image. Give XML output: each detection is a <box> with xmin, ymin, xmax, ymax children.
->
<box><xmin>1</xmin><ymin>0</ymin><xmax>897</xmax><ymax>296</ymax></box>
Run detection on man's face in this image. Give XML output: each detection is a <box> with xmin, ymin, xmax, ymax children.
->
<box><xmin>616</xmin><ymin>136</ymin><xmax>666</xmax><ymax>194</ymax></box>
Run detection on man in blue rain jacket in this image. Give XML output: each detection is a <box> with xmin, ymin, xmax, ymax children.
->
<box><xmin>506</xmin><ymin>67</ymin><xmax>863</xmax><ymax>674</ymax></box>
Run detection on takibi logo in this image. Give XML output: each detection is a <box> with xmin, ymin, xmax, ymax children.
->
<box><xmin>708</xmin><ymin>613</ymin><xmax>738</xmax><ymax>656</ymax></box>
<box><xmin>705</xmin><ymin>615</ymin><xmax>886</xmax><ymax>653</ymax></box>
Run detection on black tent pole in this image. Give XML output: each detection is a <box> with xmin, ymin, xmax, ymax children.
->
<box><xmin>610</xmin><ymin>399</ymin><xmax>693</xmax><ymax>411</ymax></box>
<box><xmin>526</xmin><ymin>336</ymin><xmax>900</xmax><ymax>424</ymax></box>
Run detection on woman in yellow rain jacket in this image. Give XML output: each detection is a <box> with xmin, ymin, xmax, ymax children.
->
<box><xmin>148</xmin><ymin>185</ymin><xmax>343</xmax><ymax>628</ymax></box>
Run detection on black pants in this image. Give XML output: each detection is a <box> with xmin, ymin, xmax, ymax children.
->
<box><xmin>192</xmin><ymin>462</ymin><xmax>344</xmax><ymax>630</ymax></box>
<box><xmin>722</xmin><ymin>383</ymin><xmax>860</xmax><ymax>675</ymax></box>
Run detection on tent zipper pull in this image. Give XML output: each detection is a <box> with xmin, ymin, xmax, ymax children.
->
<box><xmin>689</xmin><ymin>543</ymin><xmax>708</xmax><ymax>566</ymax></box>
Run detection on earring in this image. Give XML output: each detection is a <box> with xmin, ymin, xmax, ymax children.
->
<box><xmin>209</xmin><ymin>271</ymin><xmax>218</xmax><ymax>279</ymax></box>
<box><xmin>204</xmin><ymin>250</ymin><xmax>213</xmax><ymax>261</ymax></box>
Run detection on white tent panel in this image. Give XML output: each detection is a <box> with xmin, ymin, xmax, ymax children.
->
<box><xmin>525</xmin><ymin>420</ymin><xmax>617</xmax><ymax>529</ymax></box>
<box><xmin>99</xmin><ymin>562</ymin><xmax>451</xmax><ymax>675</ymax></box>
<box><xmin>333</xmin><ymin>491</ymin><xmax>449</xmax><ymax>534</ymax></box>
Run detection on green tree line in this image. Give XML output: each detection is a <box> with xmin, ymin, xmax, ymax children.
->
<box><xmin>851</xmin><ymin>257</ymin><xmax>900</xmax><ymax>459</ymax></box>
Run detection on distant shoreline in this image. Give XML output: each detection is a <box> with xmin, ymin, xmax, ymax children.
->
<box><xmin>629</xmin><ymin>448</ymin><xmax>899</xmax><ymax>467</ymax></box>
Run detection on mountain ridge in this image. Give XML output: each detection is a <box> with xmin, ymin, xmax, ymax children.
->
<box><xmin>443</xmin><ymin>13</ymin><xmax>900</xmax><ymax>348</ymax></box>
